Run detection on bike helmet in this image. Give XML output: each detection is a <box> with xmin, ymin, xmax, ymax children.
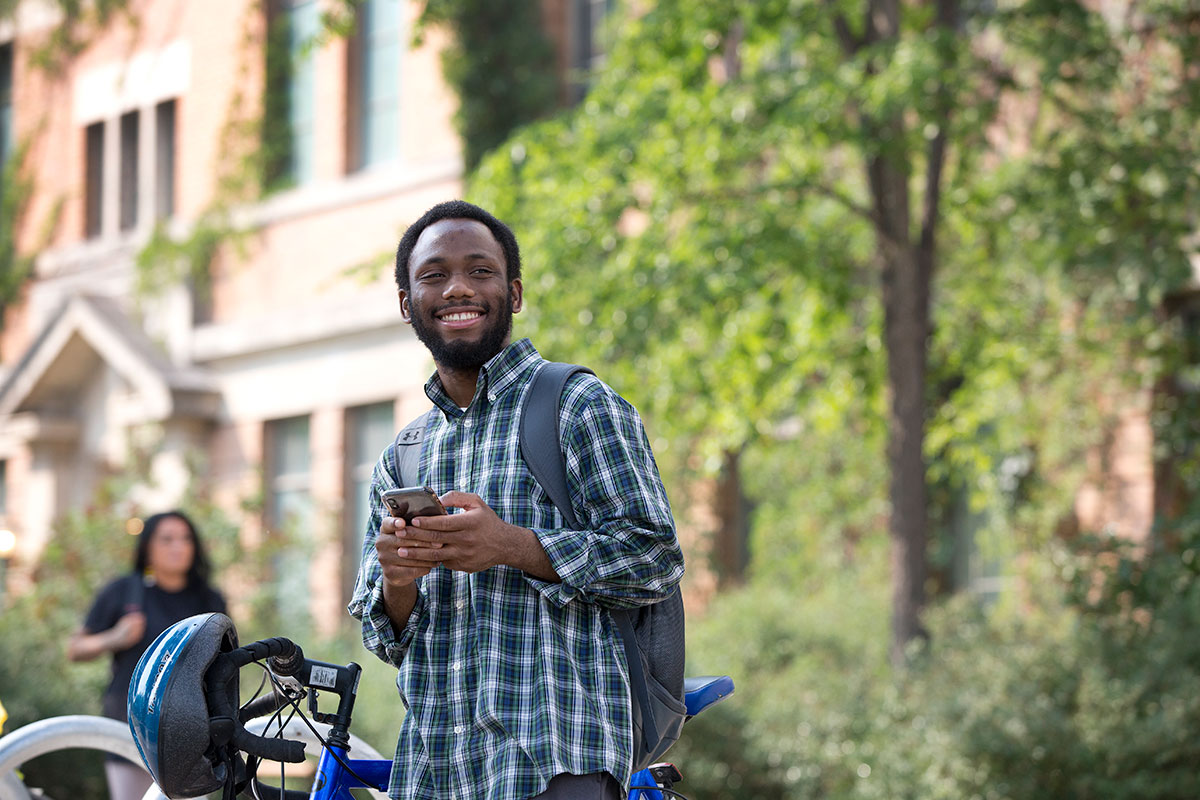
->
<box><xmin>128</xmin><ymin>612</ymin><xmax>239</xmax><ymax>799</ymax></box>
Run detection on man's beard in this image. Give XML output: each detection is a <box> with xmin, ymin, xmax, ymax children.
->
<box><xmin>410</xmin><ymin>298</ymin><xmax>514</xmax><ymax>370</ymax></box>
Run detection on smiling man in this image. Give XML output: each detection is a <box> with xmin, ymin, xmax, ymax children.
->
<box><xmin>349</xmin><ymin>200</ymin><xmax>684</xmax><ymax>800</ymax></box>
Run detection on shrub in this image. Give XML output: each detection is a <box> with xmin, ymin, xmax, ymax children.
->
<box><xmin>672</xmin><ymin>535</ymin><xmax>1200</xmax><ymax>800</ymax></box>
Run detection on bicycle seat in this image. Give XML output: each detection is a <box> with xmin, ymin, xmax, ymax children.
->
<box><xmin>682</xmin><ymin>675</ymin><xmax>734</xmax><ymax>718</ymax></box>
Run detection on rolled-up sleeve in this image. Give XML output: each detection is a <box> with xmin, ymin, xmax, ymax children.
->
<box><xmin>347</xmin><ymin>458</ymin><xmax>427</xmax><ymax>667</ymax></box>
<box><xmin>526</xmin><ymin>376</ymin><xmax>684</xmax><ymax>608</ymax></box>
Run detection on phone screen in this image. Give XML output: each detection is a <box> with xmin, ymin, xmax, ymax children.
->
<box><xmin>382</xmin><ymin>487</ymin><xmax>447</xmax><ymax>522</ymax></box>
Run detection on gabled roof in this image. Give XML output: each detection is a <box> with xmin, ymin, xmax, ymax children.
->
<box><xmin>0</xmin><ymin>293</ymin><xmax>219</xmax><ymax>422</ymax></box>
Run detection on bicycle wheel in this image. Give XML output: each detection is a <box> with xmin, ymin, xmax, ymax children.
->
<box><xmin>0</xmin><ymin>715</ymin><xmax>173</xmax><ymax>800</ymax></box>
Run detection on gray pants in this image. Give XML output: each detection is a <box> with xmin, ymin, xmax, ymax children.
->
<box><xmin>104</xmin><ymin>759</ymin><xmax>154</xmax><ymax>800</ymax></box>
<box><xmin>531</xmin><ymin>772</ymin><xmax>624</xmax><ymax>799</ymax></box>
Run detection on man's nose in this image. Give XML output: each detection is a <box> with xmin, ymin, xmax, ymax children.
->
<box><xmin>442</xmin><ymin>271</ymin><xmax>475</xmax><ymax>298</ymax></box>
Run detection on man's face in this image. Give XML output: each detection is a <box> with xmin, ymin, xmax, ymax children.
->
<box><xmin>401</xmin><ymin>218</ymin><xmax>523</xmax><ymax>370</ymax></box>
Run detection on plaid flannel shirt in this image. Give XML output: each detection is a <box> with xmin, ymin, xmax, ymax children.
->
<box><xmin>348</xmin><ymin>338</ymin><xmax>684</xmax><ymax>800</ymax></box>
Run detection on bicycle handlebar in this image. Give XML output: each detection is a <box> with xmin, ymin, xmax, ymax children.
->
<box><xmin>237</xmin><ymin>688</ymin><xmax>294</xmax><ymax>724</ymax></box>
<box><xmin>206</xmin><ymin>639</ymin><xmax>307</xmax><ymax>765</ymax></box>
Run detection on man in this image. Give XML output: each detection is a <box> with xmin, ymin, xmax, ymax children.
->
<box><xmin>349</xmin><ymin>200</ymin><xmax>684</xmax><ymax>800</ymax></box>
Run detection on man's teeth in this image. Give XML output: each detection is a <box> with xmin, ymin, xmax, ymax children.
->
<box><xmin>442</xmin><ymin>311</ymin><xmax>481</xmax><ymax>321</ymax></box>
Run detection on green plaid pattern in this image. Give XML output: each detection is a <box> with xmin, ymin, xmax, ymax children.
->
<box><xmin>349</xmin><ymin>339</ymin><xmax>684</xmax><ymax>800</ymax></box>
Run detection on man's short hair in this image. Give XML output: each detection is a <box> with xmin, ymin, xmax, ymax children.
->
<box><xmin>394</xmin><ymin>200</ymin><xmax>522</xmax><ymax>293</ymax></box>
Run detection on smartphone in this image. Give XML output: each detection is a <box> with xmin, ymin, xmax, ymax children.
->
<box><xmin>382</xmin><ymin>486</ymin><xmax>447</xmax><ymax>522</ymax></box>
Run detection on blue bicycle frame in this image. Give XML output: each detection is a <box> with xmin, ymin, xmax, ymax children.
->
<box><xmin>304</xmin><ymin>752</ymin><xmax>680</xmax><ymax>800</ymax></box>
<box><xmin>307</xmin><ymin>745</ymin><xmax>389</xmax><ymax>798</ymax></box>
<box><xmin>250</xmin><ymin>650</ymin><xmax>734</xmax><ymax>800</ymax></box>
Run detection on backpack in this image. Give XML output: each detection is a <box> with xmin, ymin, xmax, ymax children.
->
<box><xmin>387</xmin><ymin>361</ymin><xmax>687</xmax><ymax>773</ymax></box>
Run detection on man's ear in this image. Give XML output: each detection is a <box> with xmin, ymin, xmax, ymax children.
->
<box><xmin>398</xmin><ymin>290</ymin><xmax>412</xmax><ymax>323</ymax></box>
<box><xmin>509</xmin><ymin>279</ymin><xmax>523</xmax><ymax>314</ymax></box>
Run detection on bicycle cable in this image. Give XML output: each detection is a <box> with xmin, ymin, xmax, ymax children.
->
<box><xmin>255</xmin><ymin>698</ymin><xmax>300</xmax><ymax>800</ymax></box>
<box><xmin>245</xmin><ymin>661</ymin><xmax>378</xmax><ymax>792</ymax></box>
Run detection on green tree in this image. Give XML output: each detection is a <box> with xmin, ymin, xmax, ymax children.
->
<box><xmin>415</xmin><ymin>0</ymin><xmax>560</xmax><ymax>171</ymax></box>
<box><xmin>468</xmin><ymin>0</ymin><xmax>1199</xmax><ymax>661</ymax></box>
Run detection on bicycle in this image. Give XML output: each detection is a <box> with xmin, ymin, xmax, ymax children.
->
<box><xmin>173</xmin><ymin>631</ymin><xmax>733</xmax><ymax>800</ymax></box>
<box><xmin>0</xmin><ymin>711</ymin><xmax>387</xmax><ymax>800</ymax></box>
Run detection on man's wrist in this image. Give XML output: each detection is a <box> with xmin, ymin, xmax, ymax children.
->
<box><xmin>507</xmin><ymin>524</ymin><xmax>560</xmax><ymax>582</ymax></box>
<box><xmin>382</xmin><ymin>579</ymin><xmax>419</xmax><ymax>632</ymax></box>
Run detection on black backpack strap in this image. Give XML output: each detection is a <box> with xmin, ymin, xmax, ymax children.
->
<box><xmin>518</xmin><ymin>362</ymin><xmax>659</xmax><ymax>752</ymax></box>
<box><xmin>123</xmin><ymin>572</ymin><xmax>146</xmax><ymax>612</ymax></box>
<box><xmin>389</xmin><ymin>408</ymin><xmax>436</xmax><ymax>488</ymax></box>
<box><xmin>519</xmin><ymin>362</ymin><xmax>593</xmax><ymax>529</ymax></box>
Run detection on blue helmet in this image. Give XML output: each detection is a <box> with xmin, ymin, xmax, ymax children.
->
<box><xmin>128</xmin><ymin>613</ymin><xmax>239</xmax><ymax>799</ymax></box>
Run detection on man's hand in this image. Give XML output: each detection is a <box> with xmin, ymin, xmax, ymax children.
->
<box><xmin>375</xmin><ymin>514</ymin><xmax>445</xmax><ymax>633</ymax></box>
<box><xmin>403</xmin><ymin>491</ymin><xmax>560</xmax><ymax>581</ymax></box>
<box><xmin>376</xmin><ymin>515</ymin><xmax>442</xmax><ymax>587</ymax></box>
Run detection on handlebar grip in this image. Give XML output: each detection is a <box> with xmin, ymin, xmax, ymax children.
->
<box><xmin>238</xmin><ymin>689</ymin><xmax>294</xmax><ymax>724</ymax></box>
<box><xmin>231</xmin><ymin>725</ymin><xmax>306</xmax><ymax>764</ymax></box>
<box><xmin>229</xmin><ymin>637</ymin><xmax>301</xmax><ymax>669</ymax></box>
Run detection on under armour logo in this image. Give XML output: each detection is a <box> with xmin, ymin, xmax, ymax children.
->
<box><xmin>400</xmin><ymin>429</ymin><xmax>422</xmax><ymax>442</ymax></box>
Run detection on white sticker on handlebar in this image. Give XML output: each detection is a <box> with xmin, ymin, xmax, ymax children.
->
<box><xmin>311</xmin><ymin>665</ymin><xmax>338</xmax><ymax>688</ymax></box>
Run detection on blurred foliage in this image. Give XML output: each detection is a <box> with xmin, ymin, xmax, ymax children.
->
<box><xmin>3</xmin><ymin>0</ymin><xmax>1200</xmax><ymax>797</ymax></box>
<box><xmin>0</xmin><ymin>508</ymin><xmax>122</xmax><ymax>799</ymax></box>
<box><xmin>466</xmin><ymin>0</ymin><xmax>1198</xmax><ymax>597</ymax></box>
<box><xmin>0</xmin><ymin>0</ymin><xmax>132</xmax><ymax>69</ymax></box>
<box><xmin>672</xmin><ymin>521</ymin><xmax>1200</xmax><ymax>799</ymax></box>
<box><xmin>0</xmin><ymin>132</ymin><xmax>64</xmax><ymax>327</ymax></box>
<box><xmin>0</xmin><ymin>442</ymin><xmax>248</xmax><ymax>798</ymax></box>
<box><xmin>0</xmin><ymin>436</ymin><xmax>407</xmax><ymax>796</ymax></box>
<box><xmin>414</xmin><ymin>0</ymin><xmax>560</xmax><ymax>171</ymax></box>
<box><xmin>0</xmin><ymin>141</ymin><xmax>33</xmax><ymax>319</ymax></box>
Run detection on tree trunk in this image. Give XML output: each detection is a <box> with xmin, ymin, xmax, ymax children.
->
<box><xmin>857</xmin><ymin>0</ymin><xmax>951</xmax><ymax>666</ymax></box>
<box><xmin>882</xmin><ymin>239</ymin><xmax>931</xmax><ymax>663</ymax></box>
<box><xmin>869</xmin><ymin>140</ymin><xmax>933</xmax><ymax>662</ymax></box>
<box><xmin>712</xmin><ymin>448</ymin><xmax>750</xmax><ymax>588</ymax></box>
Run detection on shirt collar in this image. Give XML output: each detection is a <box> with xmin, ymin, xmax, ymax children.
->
<box><xmin>424</xmin><ymin>338</ymin><xmax>542</xmax><ymax>414</ymax></box>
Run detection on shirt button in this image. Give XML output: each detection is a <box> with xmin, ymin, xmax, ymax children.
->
<box><xmin>463</xmin><ymin>418</ymin><xmax>473</xmax><ymax>428</ymax></box>
<box><xmin>452</xmin><ymin>661</ymin><xmax>461</xmax><ymax>671</ymax></box>
<box><xmin>488</xmin><ymin>394</ymin><xmax>496</xmax><ymax>402</ymax></box>
<box><xmin>455</xmin><ymin>599</ymin><xmax>465</xmax><ymax>610</ymax></box>
<box><xmin>454</xmin><ymin>726</ymin><xmax>464</xmax><ymax>735</ymax></box>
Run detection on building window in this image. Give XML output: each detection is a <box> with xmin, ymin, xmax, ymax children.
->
<box><xmin>265</xmin><ymin>0</ymin><xmax>318</xmax><ymax>188</ymax></box>
<box><xmin>344</xmin><ymin>402</ymin><xmax>394</xmax><ymax>599</ymax></box>
<box><xmin>118</xmin><ymin>110</ymin><xmax>139</xmax><ymax>231</ymax></box>
<box><xmin>569</xmin><ymin>0</ymin><xmax>613</xmax><ymax>102</ymax></box>
<box><xmin>266</xmin><ymin>415</ymin><xmax>313</xmax><ymax>627</ymax></box>
<box><xmin>84</xmin><ymin>121</ymin><xmax>104</xmax><ymax>238</ymax></box>
<box><xmin>348</xmin><ymin>0</ymin><xmax>400</xmax><ymax>171</ymax></box>
<box><xmin>267</xmin><ymin>415</ymin><xmax>311</xmax><ymax>530</ymax></box>
<box><xmin>0</xmin><ymin>43</ymin><xmax>12</xmax><ymax>170</ymax></box>
<box><xmin>155</xmin><ymin>99</ymin><xmax>176</xmax><ymax>220</ymax></box>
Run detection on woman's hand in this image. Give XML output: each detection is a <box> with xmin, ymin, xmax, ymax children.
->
<box><xmin>109</xmin><ymin>611</ymin><xmax>147</xmax><ymax>650</ymax></box>
<box><xmin>66</xmin><ymin>611</ymin><xmax>147</xmax><ymax>662</ymax></box>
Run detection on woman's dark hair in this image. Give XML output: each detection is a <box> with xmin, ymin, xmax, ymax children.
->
<box><xmin>133</xmin><ymin>511</ymin><xmax>213</xmax><ymax>588</ymax></box>
<box><xmin>394</xmin><ymin>200</ymin><xmax>522</xmax><ymax>293</ymax></box>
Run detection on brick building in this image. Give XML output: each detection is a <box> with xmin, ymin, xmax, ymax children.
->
<box><xmin>0</xmin><ymin>0</ymin><xmax>610</xmax><ymax>630</ymax></box>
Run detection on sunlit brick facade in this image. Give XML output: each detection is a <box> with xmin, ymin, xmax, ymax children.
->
<box><xmin>0</xmin><ymin>0</ymin><xmax>607</xmax><ymax>631</ymax></box>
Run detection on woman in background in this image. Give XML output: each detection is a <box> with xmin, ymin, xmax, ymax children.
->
<box><xmin>68</xmin><ymin>510</ymin><xmax>226</xmax><ymax>800</ymax></box>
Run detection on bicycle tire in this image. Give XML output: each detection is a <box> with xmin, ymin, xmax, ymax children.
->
<box><xmin>0</xmin><ymin>715</ymin><xmax>174</xmax><ymax>800</ymax></box>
